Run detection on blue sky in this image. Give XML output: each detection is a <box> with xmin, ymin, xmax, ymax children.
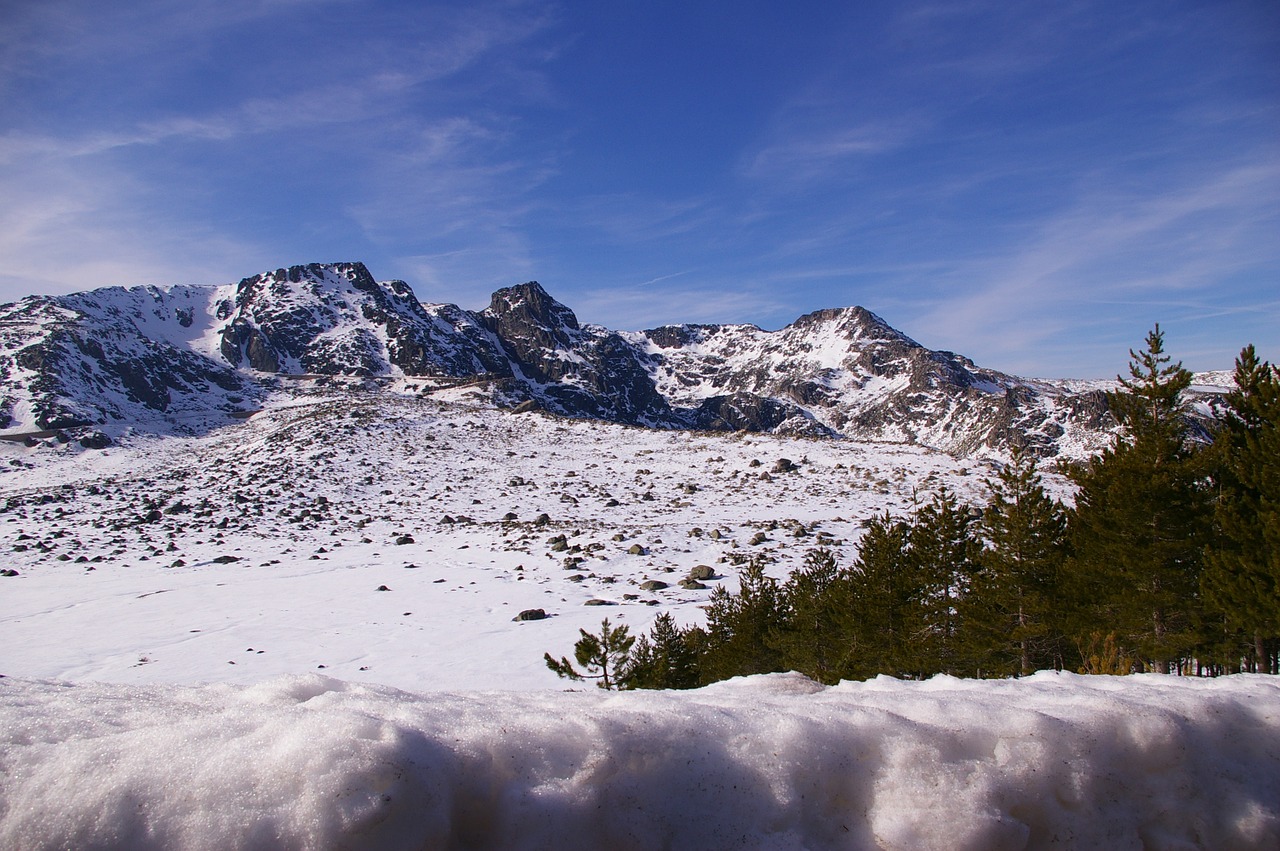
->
<box><xmin>1</xmin><ymin>0</ymin><xmax>1276</xmax><ymax>378</ymax></box>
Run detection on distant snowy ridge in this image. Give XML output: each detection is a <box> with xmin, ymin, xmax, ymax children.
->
<box><xmin>0</xmin><ymin>262</ymin><xmax>1230</xmax><ymax>458</ymax></box>
<box><xmin>2</xmin><ymin>671</ymin><xmax>1276</xmax><ymax>850</ymax></box>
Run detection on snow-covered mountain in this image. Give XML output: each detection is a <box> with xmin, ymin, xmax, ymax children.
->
<box><xmin>0</xmin><ymin>261</ymin><xmax>1223</xmax><ymax>457</ymax></box>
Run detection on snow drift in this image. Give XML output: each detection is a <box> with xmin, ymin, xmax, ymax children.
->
<box><xmin>2</xmin><ymin>672</ymin><xmax>1278</xmax><ymax>850</ymax></box>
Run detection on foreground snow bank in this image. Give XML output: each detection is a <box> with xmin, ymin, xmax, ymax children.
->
<box><xmin>2</xmin><ymin>672</ymin><xmax>1277</xmax><ymax>850</ymax></box>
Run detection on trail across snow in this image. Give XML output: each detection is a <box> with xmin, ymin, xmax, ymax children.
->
<box><xmin>2</xmin><ymin>671</ymin><xmax>1277</xmax><ymax>850</ymax></box>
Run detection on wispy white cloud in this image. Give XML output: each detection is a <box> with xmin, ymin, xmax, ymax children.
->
<box><xmin>741</xmin><ymin>118</ymin><xmax>925</xmax><ymax>184</ymax></box>
<box><xmin>0</xmin><ymin>0</ymin><xmax>562</xmax><ymax>303</ymax></box>
<box><xmin>565</xmin><ymin>194</ymin><xmax>719</xmax><ymax>246</ymax></box>
<box><xmin>0</xmin><ymin>159</ymin><xmax>269</xmax><ymax>298</ymax></box>
<box><xmin>903</xmin><ymin>155</ymin><xmax>1280</xmax><ymax>376</ymax></box>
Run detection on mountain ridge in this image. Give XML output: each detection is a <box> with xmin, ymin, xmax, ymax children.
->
<box><xmin>0</xmin><ymin>261</ymin><xmax>1222</xmax><ymax>458</ymax></box>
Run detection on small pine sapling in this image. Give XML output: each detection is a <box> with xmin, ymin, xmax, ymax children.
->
<box><xmin>544</xmin><ymin>618</ymin><xmax>635</xmax><ymax>689</ymax></box>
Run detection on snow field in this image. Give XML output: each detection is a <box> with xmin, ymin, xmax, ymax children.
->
<box><xmin>1</xmin><ymin>391</ymin><xmax>1005</xmax><ymax>691</ymax></box>
<box><xmin>1</xmin><ymin>671</ymin><xmax>1277</xmax><ymax>850</ymax></box>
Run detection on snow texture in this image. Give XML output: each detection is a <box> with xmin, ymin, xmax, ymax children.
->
<box><xmin>0</xmin><ymin>390</ymin><xmax>1011</xmax><ymax>691</ymax></box>
<box><xmin>2</xmin><ymin>672</ymin><xmax>1277</xmax><ymax>850</ymax></box>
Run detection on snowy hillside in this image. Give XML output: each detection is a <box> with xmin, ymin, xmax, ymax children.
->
<box><xmin>1</xmin><ymin>387</ymin><xmax>1002</xmax><ymax>690</ymax></box>
<box><xmin>1</xmin><ymin>260</ymin><xmax>1227</xmax><ymax>458</ymax></box>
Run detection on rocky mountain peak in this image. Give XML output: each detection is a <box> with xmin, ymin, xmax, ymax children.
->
<box><xmin>787</xmin><ymin>305</ymin><xmax>916</xmax><ymax>346</ymax></box>
<box><xmin>485</xmin><ymin>282</ymin><xmax>580</xmax><ymax>332</ymax></box>
<box><xmin>481</xmin><ymin>281</ymin><xmax>583</xmax><ymax>368</ymax></box>
<box><xmin>232</xmin><ymin>262</ymin><xmax>377</xmax><ymax>306</ymax></box>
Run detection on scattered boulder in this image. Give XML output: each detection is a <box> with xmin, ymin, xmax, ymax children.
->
<box><xmin>773</xmin><ymin>458</ymin><xmax>798</xmax><ymax>473</ymax></box>
<box><xmin>0</xmin><ymin>569</ymin><xmax>18</xmax><ymax>577</ymax></box>
<box><xmin>513</xmin><ymin>608</ymin><xmax>548</xmax><ymax>621</ymax></box>
<box><xmin>78</xmin><ymin>432</ymin><xmax>112</xmax><ymax>450</ymax></box>
<box><xmin>376</xmin><ymin>585</ymin><xmax>390</xmax><ymax>591</ymax></box>
<box><xmin>639</xmin><ymin>580</ymin><xmax>667</xmax><ymax>591</ymax></box>
<box><xmin>584</xmin><ymin>599</ymin><xmax>617</xmax><ymax>606</ymax></box>
<box><xmin>627</xmin><ymin>544</ymin><xmax>647</xmax><ymax>556</ymax></box>
<box><xmin>212</xmin><ymin>555</ymin><xmax>241</xmax><ymax>564</ymax></box>
<box><xmin>678</xmin><ymin>579</ymin><xmax>706</xmax><ymax>590</ymax></box>
<box><xmin>395</xmin><ymin>535</ymin><xmax>415</xmax><ymax>545</ymax></box>
<box><xmin>688</xmin><ymin>564</ymin><xmax>717</xmax><ymax>580</ymax></box>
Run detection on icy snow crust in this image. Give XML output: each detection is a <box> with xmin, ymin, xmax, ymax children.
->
<box><xmin>2</xmin><ymin>672</ymin><xmax>1277</xmax><ymax>850</ymax></box>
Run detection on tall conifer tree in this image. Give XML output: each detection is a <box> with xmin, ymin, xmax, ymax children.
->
<box><xmin>906</xmin><ymin>487</ymin><xmax>980</xmax><ymax>675</ymax></box>
<box><xmin>624</xmin><ymin>612</ymin><xmax>702</xmax><ymax>689</ymax></box>
<box><xmin>843</xmin><ymin>513</ymin><xmax>919</xmax><ymax>678</ymax></box>
<box><xmin>1067</xmin><ymin>326</ymin><xmax>1207</xmax><ymax>673</ymax></box>
<box><xmin>700</xmin><ymin>557</ymin><xmax>785</xmax><ymax>682</ymax></box>
<box><xmin>772</xmin><ymin>548</ymin><xmax>852</xmax><ymax>684</ymax></box>
<box><xmin>967</xmin><ymin>452</ymin><xmax>1068</xmax><ymax>676</ymax></box>
<box><xmin>1202</xmin><ymin>345</ymin><xmax>1280</xmax><ymax>672</ymax></box>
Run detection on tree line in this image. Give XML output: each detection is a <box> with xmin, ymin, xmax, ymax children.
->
<box><xmin>546</xmin><ymin>328</ymin><xmax>1279</xmax><ymax>687</ymax></box>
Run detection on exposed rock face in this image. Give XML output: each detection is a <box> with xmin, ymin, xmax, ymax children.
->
<box><xmin>216</xmin><ymin>263</ymin><xmax>510</xmax><ymax>378</ymax></box>
<box><xmin>0</xmin><ymin>288</ymin><xmax>252</xmax><ymax>432</ymax></box>
<box><xmin>627</xmin><ymin>306</ymin><xmax>1125</xmax><ymax>456</ymax></box>
<box><xmin>0</xmin><ymin>260</ymin><xmax>1223</xmax><ymax>458</ymax></box>
<box><xmin>480</xmin><ymin>282</ymin><xmax>673</xmax><ymax>425</ymax></box>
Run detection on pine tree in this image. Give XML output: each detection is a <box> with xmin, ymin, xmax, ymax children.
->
<box><xmin>966</xmin><ymin>452</ymin><xmax>1068</xmax><ymax>676</ymax></box>
<box><xmin>842</xmin><ymin>512</ymin><xmax>919</xmax><ymax>678</ymax></box>
<box><xmin>771</xmin><ymin>548</ymin><xmax>852</xmax><ymax>684</ymax></box>
<box><xmin>1202</xmin><ymin>345</ymin><xmax>1280</xmax><ymax>673</ymax></box>
<box><xmin>623</xmin><ymin>612</ymin><xmax>701</xmax><ymax>689</ymax></box>
<box><xmin>544</xmin><ymin>618</ymin><xmax>635</xmax><ymax>689</ymax></box>
<box><xmin>1066</xmin><ymin>325</ymin><xmax>1208</xmax><ymax>673</ymax></box>
<box><xmin>700</xmin><ymin>556</ymin><xmax>785</xmax><ymax>682</ymax></box>
<box><xmin>907</xmin><ymin>487</ymin><xmax>980</xmax><ymax>675</ymax></box>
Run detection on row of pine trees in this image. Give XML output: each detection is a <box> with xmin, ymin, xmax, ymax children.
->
<box><xmin>547</xmin><ymin>329</ymin><xmax>1279</xmax><ymax>687</ymax></box>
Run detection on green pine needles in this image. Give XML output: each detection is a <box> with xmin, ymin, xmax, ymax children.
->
<box><xmin>544</xmin><ymin>617</ymin><xmax>635</xmax><ymax>689</ymax></box>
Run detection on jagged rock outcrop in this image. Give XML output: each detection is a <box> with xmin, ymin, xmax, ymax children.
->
<box><xmin>480</xmin><ymin>282</ymin><xmax>673</xmax><ymax>425</ymax></box>
<box><xmin>216</xmin><ymin>263</ymin><xmax>510</xmax><ymax>378</ymax></box>
<box><xmin>0</xmin><ymin>260</ymin><xmax>1222</xmax><ymax>458</ymax></box>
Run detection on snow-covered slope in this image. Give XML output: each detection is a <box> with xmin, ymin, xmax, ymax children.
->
<box><xmin>0</xmin><ymin>344</ymin><xmax>1270</xmax><ymax>850</ymax></box>
<box><xmin>0</xmin><ymin>261</ymin><xmax>1232</xmax><ymax>457</ymax></box>
<box><xmin>217</xmin><ymin>262</ymin><xmax>511</xmax><ymax>379</ymax></box>
<box><xmin>0</xmin><ymin>285</ymin><xmax>255</xmax><ymax>435</ymax></box>
<box><xmin>1</xmin><ymin>388</ymin><xmax>1000</xmax><ymax>690</ymax></box>
<box><xmin>628</xmin><ymin>306</ymin><xmax>1126</xmax><ymax>455</ymax></box>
